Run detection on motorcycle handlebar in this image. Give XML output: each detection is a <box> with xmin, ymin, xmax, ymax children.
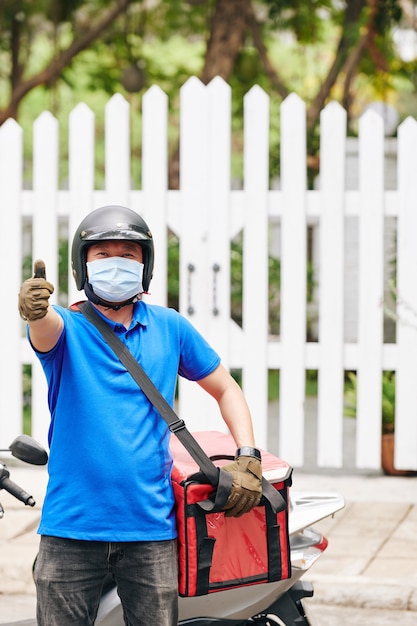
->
<box><xmin>0</xmin><ymin>465</ymin><xmax>36</xmax><ymax>507</ymax></box>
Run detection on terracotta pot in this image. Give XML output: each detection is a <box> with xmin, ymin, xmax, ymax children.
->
<box><xmin>381</xmin><ymin>433</ymin><xmax>417</xmax><ymax>476</ymax></box>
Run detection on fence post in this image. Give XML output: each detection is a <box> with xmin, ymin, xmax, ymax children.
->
<box><xmin>178</xmin><ymin>77</ymin><xmax>220</xmax><ymax>430</ymax></box>
<box><xmin>68</xmin><ymin>103</ymin><xmax>95</xmax><ymax>306</ymax></box>
<box><xmin>356</xmin><ymin>110</ymin><xmax>384</xmax><ymax>469</ymax></box>
<box><xmin>0</xmin><ymin>120</ymin><xmax>23</xmax><ymax>445</ymax></box>
<box><xmin>279</xmin><ymin>94</ymin><xmax>307</xmax><ymax>466</ymax></box>
<box><xmin>31</xmin><ymin>111</ymin><xmax>59</xmax><ymax>445</ymax></box>
<box><xmin>242</xmin><ymin>85</ymin><xmax>270</xmax><ymax>448</ymax></box>
<box><xmin>395</xmin><ymin>116</ymin><xmax>417</xmax><ymax>470</ymax></box>
<box><xmin>142</xmin><ymin>85</ymin><xmax>168</xmax><ymax>307</ymax></box>
<box><xmin>105</xmin><ymin>94</ymin><xmax>131</xmax><ymax>207</ymax></box>
<box><xmin>317</xmin><ymin>102</ymin><xmax>346</xmax><ymax>467</ymax></box>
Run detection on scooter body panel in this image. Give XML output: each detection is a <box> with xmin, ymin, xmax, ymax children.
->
<box><xmin>289</xmin><ymin>492</ymin><xmax>345</xmax><ymax>535</ymax></box>
<box><xmin>96</xmin><ymin>571</ymin><xmax>304</xmax><ymax>624</ymax></box>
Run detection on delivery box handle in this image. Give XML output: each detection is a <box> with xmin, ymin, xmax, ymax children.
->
<box><xmin>189</xmin><ymin>456</ymin><xmax>287</xmax><ymax>514</ymax></box>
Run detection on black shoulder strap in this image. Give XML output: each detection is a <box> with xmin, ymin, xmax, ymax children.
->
<box><xmin>78</xmin><ymin>301</ymin><xmax>286</xmax><ymax>513</ymax></box>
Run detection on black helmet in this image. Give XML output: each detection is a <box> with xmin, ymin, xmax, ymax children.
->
<box><xmin>71</xmin><ymin>205</ymin><xmax>154</xmax><ymax>294</ymax></box>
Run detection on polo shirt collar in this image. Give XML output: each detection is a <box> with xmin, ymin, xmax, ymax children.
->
<box><xmin>131</xmin><ymin>300</ymin><xmax>149</xmax><ymax>328</ymax></box>
<box><xmin>91</xmin><ymin>299</ymin><xmax>149</xmax><ymax>331</ymax></box>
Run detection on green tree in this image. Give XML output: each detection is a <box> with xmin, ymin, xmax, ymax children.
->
<box><xmin>0</xmin><ymin>0</ymin><xmax>130</xmax><ymax>124</ymax></box>
<box><xmin>0</xmin><ymin>0</ymin><xmax>414</xmax><ymax>185</ymax></box>
<box><xmin>0</xmin><ymin>0</ymin><xmax>410</xmax><ymax>123</ymax></box>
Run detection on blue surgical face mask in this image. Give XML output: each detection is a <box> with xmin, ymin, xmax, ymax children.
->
<box><xmin>86</xmin><ymin>257</ymin><xmax>144</xmax><ymax>303</ymax></box>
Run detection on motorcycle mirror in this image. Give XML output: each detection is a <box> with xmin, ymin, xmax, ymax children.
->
<box><xmin>8</xmin><ymin>435</ymin><xmax>48</xmax><ymax>466</ymax></box>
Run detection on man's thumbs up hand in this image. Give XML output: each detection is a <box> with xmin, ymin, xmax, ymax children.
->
<box><xmin>18</xmin><ymin>260</ymin><xmax>55</xmax><ymax>321</ymax></box>
<box><xmin>33</xmin><ymin>259</ymin><xmax>47</xmax><ymax>280</ymax></box>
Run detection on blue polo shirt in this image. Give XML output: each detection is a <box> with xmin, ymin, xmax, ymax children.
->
<box><xmin>32</xmin><ymin>301</ymin><xmax>220</xmax><ymax>541</ymax></box>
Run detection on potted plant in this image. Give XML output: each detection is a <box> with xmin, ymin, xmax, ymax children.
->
<box><xmin>379</xmin><ymin>371</ymin><xmax>402</xmax><ymax>475</ymax></box>
<box><xmin>344</xmin><ymin>371</ymin><xmax>415</xmax><ymax>476</ymax></box>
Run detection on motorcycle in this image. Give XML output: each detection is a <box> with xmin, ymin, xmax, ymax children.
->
<box><xmin>0</xmin><ymin>436</ymin><xmax>344</xmax><ymax>626</ymax></box>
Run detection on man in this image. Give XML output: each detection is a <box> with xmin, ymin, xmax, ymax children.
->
<box><xmin>18</xmin><ymin>205</ymin><xmax>262</xmax><ymax>626</ymax></box>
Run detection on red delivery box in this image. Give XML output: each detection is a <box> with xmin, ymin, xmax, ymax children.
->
<box><xmin>170</xmin><ymin>431</ymin><xmax>292</xmax><ymax>597</ymax></box>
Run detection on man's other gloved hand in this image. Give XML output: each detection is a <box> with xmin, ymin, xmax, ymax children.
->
<box><xmin>221</xmin><ymin>449</ymin><xmax>263</xmax><ymax>518</ymax></box>
<box><xmin>18</xmin><ymin>260</ymin><xmax>54</xmax><ymax>321</ymax></box>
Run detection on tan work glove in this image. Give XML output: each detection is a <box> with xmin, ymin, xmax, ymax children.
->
<box><xmin>18</xmin><ymin>260</ymin><xmax>54</xmax><ymax>321</ymax></box>
<box><xmin>221</xmin><ymin>448</ymin><xmax>263</xmax><ymax>518</ymax></box>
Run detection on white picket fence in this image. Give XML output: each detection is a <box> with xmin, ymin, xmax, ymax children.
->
<box><xmin>1</xmin><ymin>76</ymin><xmax>417</xmax><ymax>472</ymax></box>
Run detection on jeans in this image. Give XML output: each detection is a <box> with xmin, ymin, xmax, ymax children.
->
<box><xmin>34</xmin><ymin>535</ymin><xmax>178</xmax><ymax>626</ymax></box>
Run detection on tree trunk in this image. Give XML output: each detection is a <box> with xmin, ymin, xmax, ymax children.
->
<box><xmin>249</xmin><ymin>9</ymin><xmax>289</xmax><ymax>100</ymax></box>
<box><xmin>169</xmin><ymin>0</ymin><xmax>251</xmax><ymax>188</ymax></box>
<box><xmin>307</xmin><ymin>0</ymin><xmax>367</xmax><ymax>130</ymax></box>
<box><xmin>201</xmin><ymin>0</ymin><xmax>251</xmax><ymax>83</ymax></box>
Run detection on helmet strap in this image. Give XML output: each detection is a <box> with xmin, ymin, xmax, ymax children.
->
<box><xmin>83</xmin><ymin>281</ymin><xmax>139</xmax><ymax>311</ymax></box>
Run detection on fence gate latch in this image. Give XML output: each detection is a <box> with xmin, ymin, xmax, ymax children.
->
<box><xmin>212</xmin><ymin>263</ymin><xmax>220</xmax><ymax>316</ymax></box>
<box><xmin>187</xmin><ymin>263</ymin><xmax>195</xmax><ymax>315</ymax></box>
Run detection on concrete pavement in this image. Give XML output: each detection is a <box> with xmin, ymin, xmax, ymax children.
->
<box><xmin>1</xmin><ymin>463</ymin><xmax>417</xmax><ymax>624</ymax></box>
<box><xmin>294</xmin><ymin>472</ymin><xmax>417</xmax><ymax>624</ymax></box>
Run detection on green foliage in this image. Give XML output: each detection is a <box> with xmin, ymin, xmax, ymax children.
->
<box><xmin>265</xmin><ymin>0</ymin><xmax>335</xmax><ymax>43</ymax></box>
<box><xmin>344</xmin><ymin>371</ymin><xmax>396</xmax><ymax>433</ymax></box>
<box><xmin>343</xmin><ymin>372</ymin><xmax>358</xmax><ymax>418</ymax></box>
<box><xmin>382</xmin><ymin>371</ymin><xmax>396</xmax><ymax>433</ymax></box>
<box><xmin>374</xmin><ymin>0</ymin><xmax>402</xmax><ymax>32</ymax></box>
<box><xmin>167</xmin><ymin>232</ymin><xmax>180</xmax><ymax>310</ymax></box>
<box><xmin>2</xmin><ymin>0</ymin><xmax>415</xmax><ymax>193</ymax></box>
<box><xmin>22</xmin><ymin>364</ymin><xmax>32</xmax><ymax>435</ymax></box>
<box><xmin>22</xmin><ymin>247</ymin><xmax>32</xmax><ymax>281</ymax></box>
<box><xmin>264</xmin><ymin>0</ymin><xmax>400</xmax><ymax>45</ymax></box>
<box><xmin>305</xmin><ymin>369</ymin><xmax>318</xmax><ymax>396</ymax></box>
<box><xmin>230</xmin><ymin>235</ymin><xmax>243</xmax><ymax>326</ymax></box>
<box><xmin>58</xmin><ymin>238</ymin><xmax>69</xmax><ymax>297</ymax></box>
